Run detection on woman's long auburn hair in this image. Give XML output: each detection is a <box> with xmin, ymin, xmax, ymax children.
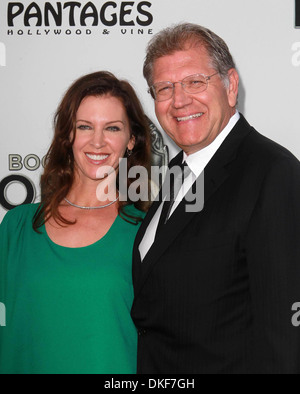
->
<box><xmin>33</xmin><ymin>71</ymin><xmax>151</xmax><ymax>232</ymax></box>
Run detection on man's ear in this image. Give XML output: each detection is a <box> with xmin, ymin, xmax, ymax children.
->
<box><xmin>227</xmin><ymin>68</ymin><xmax>239</xmax><ymax>108</ymax></box>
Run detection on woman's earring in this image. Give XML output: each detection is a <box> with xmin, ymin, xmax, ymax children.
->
<box><xmin>126</xmin><ymin>149</ymin><xmax>133</xmax><ymax>157</ymax></box>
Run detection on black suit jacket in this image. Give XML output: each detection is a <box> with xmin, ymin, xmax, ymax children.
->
<box><xmin>131</xmin><ymin>115</ymin><xmax>300</xmax><ymax>374</ymax></box>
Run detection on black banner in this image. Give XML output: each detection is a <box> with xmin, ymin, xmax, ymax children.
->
<box><xmin>296</xmin><ymin>0</ymin><xmax>300</xmax><ymax>27</ymax></box>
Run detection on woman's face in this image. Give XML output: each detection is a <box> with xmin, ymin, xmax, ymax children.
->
<box><xmin>72</xmin><ymin>95</ymin><xmax>135</xmax><ymax>183</ymax></box>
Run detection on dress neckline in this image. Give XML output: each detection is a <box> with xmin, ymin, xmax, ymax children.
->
<box><xmin>42</xmin><ymin>214</ymin><xmax>120</xmax><ymax>250</ymax></box>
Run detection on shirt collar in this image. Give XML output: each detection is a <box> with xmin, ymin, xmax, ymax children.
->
<box><xmin>183</xmin><ymin>111</ymin><xmax>240</xmax><ymax>178</ymax></box>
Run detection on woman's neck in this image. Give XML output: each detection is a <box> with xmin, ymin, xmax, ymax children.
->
<box><xmin>67</xmin><ymin>174</ymin><xmax>118</xmax><ymax>208</ymax></box>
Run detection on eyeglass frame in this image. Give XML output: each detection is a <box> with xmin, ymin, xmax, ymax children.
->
<box><xmin>148</xmin><ymin>72</ymin><xmax>219</xmax><ymax>102</ymax></box>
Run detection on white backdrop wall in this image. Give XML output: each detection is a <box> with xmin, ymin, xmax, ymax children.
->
<box><xmin>0</xmin><ymin>0</ymin><xmax>299</xmax><ymax>222</ymax></box>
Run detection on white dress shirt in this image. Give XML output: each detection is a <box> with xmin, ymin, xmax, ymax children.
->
<box><xmin>139</xmin><ymin>111</ymin><xmax>240</xmax><ymax>261</ymax></box>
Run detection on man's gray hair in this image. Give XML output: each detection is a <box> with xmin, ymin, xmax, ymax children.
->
<box><xmin>143</xmin><ymin>23</ymin><xmax>236</xmax><ymax>87</ymax></box>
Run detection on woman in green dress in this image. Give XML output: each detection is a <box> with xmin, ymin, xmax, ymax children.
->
<box><xmin>0</xmin><ymin>72</ymin><xmax>151</xmax><ymax>374</ymax></box>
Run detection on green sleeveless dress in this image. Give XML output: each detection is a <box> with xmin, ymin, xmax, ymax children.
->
<box><xmin>0</xmin><ymin>203</ymin><xmax>143</xmax><ymax>374</ymax></box>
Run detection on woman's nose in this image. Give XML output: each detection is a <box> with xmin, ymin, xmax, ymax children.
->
<box><xmin>91</xmin><ymin>129</ymin><xmax>105</xmax><ymax>148</ymax></box>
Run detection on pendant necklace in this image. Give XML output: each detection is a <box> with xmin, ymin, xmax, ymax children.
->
<box><xmin>64</xmin><ymin>195</ymin><xmax>119</xmax><ymax>210</ymax></box>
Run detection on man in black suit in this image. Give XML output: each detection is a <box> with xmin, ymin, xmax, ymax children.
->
<box><xmin>131</xmin><ymin>23</ymin><xmax>300</xmax><ymax>373</ymax></box>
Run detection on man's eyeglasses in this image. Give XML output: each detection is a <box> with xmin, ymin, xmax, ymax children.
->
<box><xmin>148</xmin><ymin>72</ymin><xmax>219</xmax><ymax>102</ymax></box>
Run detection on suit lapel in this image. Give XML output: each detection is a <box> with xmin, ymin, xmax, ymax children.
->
<box><xmin>134</xmin><ymin>115</ymin><xmax>253</xmax><ymax>297</ymax></box>
<box><xmin>134</xmin><ymin>186</ymin><xmax>201</xmax><ymax>297</ymax></box>
<box><xmin>134</xmin><ymin>150</ymin><xmax>184</xmax><ymax>250</ymax></box>
<box><xmin>200</xmin><ymin>114</ymin><xmax>253</xmax><ymax>204</ymax></box>
<box><xmin>132</xmin><ymin>152</ymin><xmax>184</xmax><ymax>283</ymax></box>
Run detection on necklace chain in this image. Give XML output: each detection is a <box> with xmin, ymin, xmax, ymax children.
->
<box><xmin>64</xmin><ymin>195</ymin><xmax>119</xmax><ymax>210</ymax></box>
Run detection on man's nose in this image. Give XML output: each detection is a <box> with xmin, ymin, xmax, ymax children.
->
<box><xmin>172</xmin><ymin>83</ymin><xmax>193</xmax><ymax>108</ymax></box>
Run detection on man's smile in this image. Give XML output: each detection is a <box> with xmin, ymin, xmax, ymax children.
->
<box><xmin>176</xmin><ymin>112</ymin><xmax>204</xmax><ymax>123</ymax></box>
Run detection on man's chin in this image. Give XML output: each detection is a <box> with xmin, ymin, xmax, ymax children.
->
<box><xmin>178</xmin><ymin>137</ymin><xmax>214</xmax><ymax>155</ymax></box>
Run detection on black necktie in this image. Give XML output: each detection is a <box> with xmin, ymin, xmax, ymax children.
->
<box><xmin>155</xmin><ymin>161</ymin><xmax>191</xmax><ymax>239</ymax></box>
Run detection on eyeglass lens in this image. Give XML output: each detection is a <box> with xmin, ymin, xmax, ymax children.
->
<box><xmin>152</xmin><ymin>74</ymin><xmax>209</xmax><ymax>101</ymax></box>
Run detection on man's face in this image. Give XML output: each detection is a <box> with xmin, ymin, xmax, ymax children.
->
<box><xmin>152</xmin><ymin>45</ymin><xmax>239</xmax><ymax>155</ymax></box>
